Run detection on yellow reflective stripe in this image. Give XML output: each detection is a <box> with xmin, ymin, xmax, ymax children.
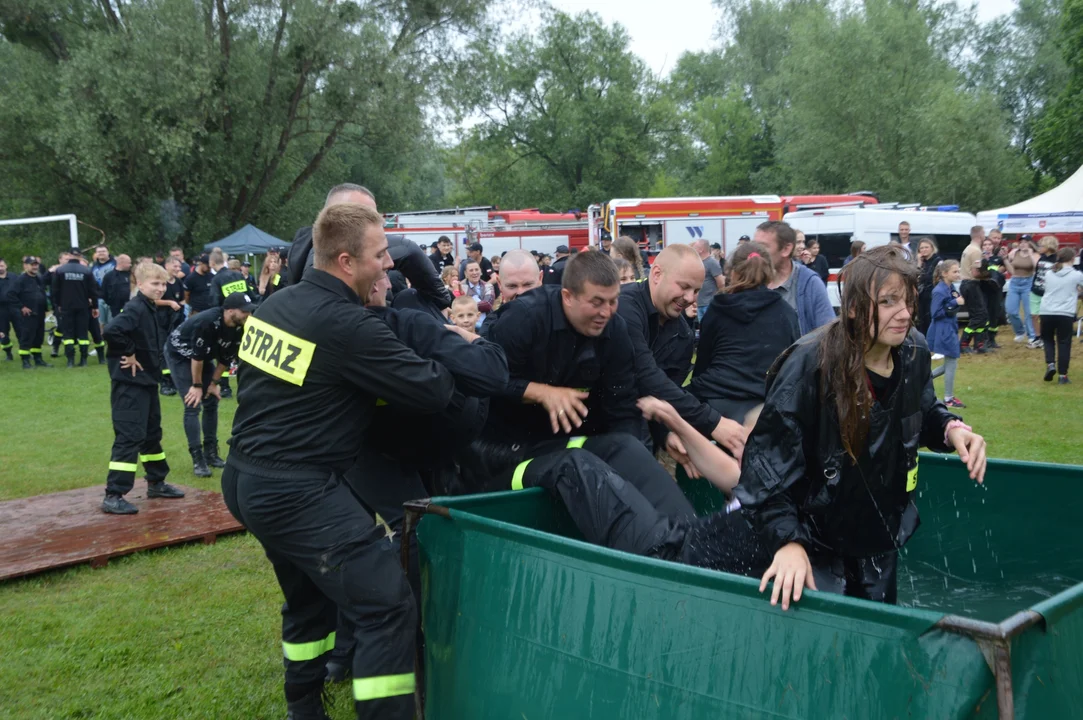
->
<box><xmin>353</xmin><ymin>672</ymin><xmax>415</xmax><ymax>702</ymax></box>
<box><xmin>511</xmin><ymin>459</ymin><xmax>533</xmax><ymax>491</ymax></box>
<box><xmin>375</xmin><ymin>398</ymin><xmax>388</xmax><ymax>407</ymax></box>
<box><xmin>161</xmin><ymin>368</ymin><xmax>171</xmax><ymax>375</ymax></box>
<box><xmin>78</xmin><ymin>340</ymin><xmax>90</xmax><ymax>345</ymax></box>
<box><xmin>906</xmin><ymin>457</ymin><xmax>919</xmax><ymax>492</ymax></box>
<box><xmin>566</xmin><ymin>436</ymin><xmax>587</xmax><ymax>449</ymax></box>
<box><xmin>63</xmin><ymin>339</ymin><xmax>75</xmax><ymax>345</ymax></box>
<box><xmin>282</xmin><ymin>632</ymin><xmax>335</xmax><ymax>661</ymax></box>
<box><xmin>109</xmin><ymin>461</ymin><xmax>137</xmax><ymax>472</ymax></box>
<box><xmin>272</xmin><ymin>274</ymin><xmax>281</xmax><ymax>287</ymax></box>
<box><xmin>18</xmin><ymin>350</ymin><xmax>30</xmax><ymax>356</ymax></box>
<box><xmin>237</xmin><ymin>315</ymin><xmax>315</xmax><ymax>387</ymax></box>
<box><xmin>139</xmin><ymin>452</ymin><xmax>166</xmax><ymax>463</ymax></box>
<box><xmin>221</xmin><ymin>280</ymin><xmax>248</xmax><ymax>296</ymax></box>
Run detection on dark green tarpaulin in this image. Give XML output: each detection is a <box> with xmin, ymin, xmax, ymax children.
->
<box><xmin>414</xmin><ymin>454</ymin><xmax>1083</xmax><ymax>719</ymax></box>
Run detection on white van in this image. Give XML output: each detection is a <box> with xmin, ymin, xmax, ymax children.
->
<box><xmin>783</xmin><ymin>208</ymin><xmax>978</xmax><ymax>307</ymax></box>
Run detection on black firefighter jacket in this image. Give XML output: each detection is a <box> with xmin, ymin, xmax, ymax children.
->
<box><xmin>734</xmin><ymin>328</ymin><xmax>960</xmax><ymax>558</ymax></box>
<box><xmin>103</xmin><ymin>293</ymin><xmax>164</xmax><ymax>386</ymax></box>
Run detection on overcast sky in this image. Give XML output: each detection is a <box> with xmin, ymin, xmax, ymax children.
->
<box><xmin>546</xmin><ymin>0</ymin><xmax>1020</xmax><ymax>77</ymax></box>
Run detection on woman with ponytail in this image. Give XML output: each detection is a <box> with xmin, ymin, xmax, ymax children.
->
<box><xmin>689</xmin><ymin>241</ymin><xmax>800</xmax><ymax>425</ymax></box>
<box><xmin>734</xmin><ymin>245</ymin><xmax>987</xmax><ymax>610</ymax></box>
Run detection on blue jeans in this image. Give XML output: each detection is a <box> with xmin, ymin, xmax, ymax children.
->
<box><xmin>697</xmin><ymin>305</ymin><xmax>709</xmax><ymax>322</ymax></box>
<box><xmin>97</xmin><ymin>298</ymin><xmax>113</xmax><ymax>327</ymax></box>
<box><xmin>1005</xmin><ymin>276</ymin><xmax>1035</xmax><ymax>339</ymax></box>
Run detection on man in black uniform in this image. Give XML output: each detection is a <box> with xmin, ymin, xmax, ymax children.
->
<box><xmin>14</xmin><ymin>256</ymin><xmax>51</xmax><ymax>369</ymax></box>
<box><xmin>617</xmin><ymin>244</ymin><xmax>748</xmax><ymax>463</ymax></box>
<box><xmin>0</xmin><ymin>258</ymin><xmax>19</xmax><ymax>361</ymax></box>
<box><xmin>157</xmin><ymin>257</ymin><xmax>187</xmax><ymax>394</ymax></box>
<box><xmin>325</xmin><ymin>274</ymin><xmax>509</xmax><ymax>682</ymax></box>
<box><xmin>475</xmin><ymin>251</ymin><xmax>695</xmax><ymax>519</ymax></box>
<box><xmin>51</xmin><ymin>249</ymin><xmax>99</xmax><ymax>367</ymax></box>
<box><xmin>101</xmin><ymin>254</ymin><xmax>132</xmax><ymax>319</ymax></box>
<box><xmin>287</xmin><ymin>183</ymin><xmax>377</xmax><ymax>286</ymax></box>
<box><xmin>165</xmin><ymin>292</ymin><xmax>255</xmax><ymax>476</ymax></box>
<box><xmin>542</xmin><ymin>244</ymin><xmax>572</xmax><ymax>285</ymax></box>
<box><xmin>222</xmin><ymin>203</ymin><xmax>456</xmax><ymax>720</ymax></box>
<box><xmin>207</xmin><ymin>257</ymin><xmax>248</xmax><ymax>398</ymax></box>
<box><xmin>183</xmin><ymin>255</ymin><xmax>214</xmax><ymax>314</ymax></box>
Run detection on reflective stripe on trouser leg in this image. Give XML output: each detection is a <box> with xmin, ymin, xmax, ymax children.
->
<box><xmin>510</xmin><ymin>459</ymin><xmax>533</xmax><ymax>490</ymax></box>
<box><xmin>63</xmin><ymin>339</ymin><xmax>75</xmax><ymax>345</ymax></box>
<box><xmin>18</xmin><ymin>349</ymin><xmax>29</xmax><ymax>356</ymax></box>
<box><xmin>283</xmin><ymin>631</ymin><xmax>336</xmax><ymax>661</ymax></box>
<box><xmin>109</xmin><ymin>461</ymin><xmax>138</xmax><ymax>472</ymax></box>
<box><xmin>566</xmin><ymin>436</ymin><xmax>587</xmax><ymax>449</ymax></box>
<box><xmin>354</xmin><ymin>673</ymin><xmax>415</xmax><ymax>702</ymax></box>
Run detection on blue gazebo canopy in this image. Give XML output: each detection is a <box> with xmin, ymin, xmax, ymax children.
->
<box><xmin>204</xmin><ymin>224</ymin><xmax>287</xmax><ymax>255</ymax></box>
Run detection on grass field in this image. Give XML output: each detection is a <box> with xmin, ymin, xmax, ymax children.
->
<box><xmin>0</xmin><ymin>331</ymin><xmax>1080</xmax><ymax>719</ymax></box>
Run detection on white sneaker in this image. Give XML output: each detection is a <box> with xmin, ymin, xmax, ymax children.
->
<box><xmin>1013</xmin><ymin>335</ymin><xmax>1026</xmax><ymax>342</ymax></box>
<box><xmin>1028</xmin><ymin>338</ymin><xmax>1043</xmax><ymax>349</ymax></box>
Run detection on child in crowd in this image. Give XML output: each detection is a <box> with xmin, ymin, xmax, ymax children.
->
<box><xmin>959</xmin><ymin>260</ymin><xmax>991</xmax><ymax>354</ymax></box>
<box><xmin>450</xmin><ymin>295</ymin><xmax>480</xmax><ymax>333</ymax></box>
<box><xmin>101</xmin><ymin>262</ymin><xmax>185</xmax><ymax>515</ymax></box>
<box><xmin>441</xmin><ymin>266</ymin><xmax>462</xmax><ymax>297</ymax></box>
<box><xmin>613</xmin><ymin>257</ymin><xmax>636</xmax><ymax>284</ymax></box>
<box><xmin>927</xmin><ymin>260</ymin><xmax>965</xmax><ymax>408</ymax></box>
<box><xmin>1038</xmin><ymin>248</ymin><xmax>1083</xmax><ymax>384</ymax></box>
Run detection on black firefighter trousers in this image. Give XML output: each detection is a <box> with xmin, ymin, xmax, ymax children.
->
<box><xmin>60</xmin><ymin>307</ymin><xmax>91</xmax><ymax>361</ymax></box>
<box><xmin>105</xmin><ymin>382</ymin><xmax>169</xmax><ymax>495</ymax></box>
<box><xmin>518</xmin><ymin>449</ymin><xmax>771</xmax><ymax>577</ymax></box>
<box><xmin>221</xmin><ymin>461</ymin><xmax>416</xmax><ymax>720</ymax></box>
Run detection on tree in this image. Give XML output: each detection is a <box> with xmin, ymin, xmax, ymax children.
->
<box><xmin>0</xmin><ymin>0</ymin><xmax>490</xmax><ymax>252</ymax></box>
<box><xmin>446</xmin><ymin>11</ymin><xmax>670</xmax><ymax>210</ymax></box>
<box><xmin>1032</xmin><ymin>0</ymin><xmax>1083</xmax><ymax>180</ymax></box>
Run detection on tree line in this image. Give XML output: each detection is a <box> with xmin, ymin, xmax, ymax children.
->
<box><xmin>0</xmin><ymin>0</ymin><xmax>1079</xmax><ymax>258</ymax></box>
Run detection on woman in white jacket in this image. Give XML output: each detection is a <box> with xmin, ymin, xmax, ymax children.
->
<box><xmin>1038</xmin><ymin>247</ymin><xmax>1083</xmax><ymax>384</ymax></box>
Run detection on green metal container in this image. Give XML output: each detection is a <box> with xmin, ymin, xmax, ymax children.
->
<box><xmin>408</xmin><ymin>454</ymin><xmax>1083</xmax><ymax>719</ymax></box>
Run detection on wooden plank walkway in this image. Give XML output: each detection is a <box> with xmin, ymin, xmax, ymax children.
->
<box><xmin>0</xmin><ymin>485</ymin><xmax>245</xmax><ymax>581</ymax></box>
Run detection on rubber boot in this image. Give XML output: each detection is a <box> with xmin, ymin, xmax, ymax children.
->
<box><xmin>33</xmin><ymin>354</ymin><xmax>52</xmax><ymax>368</ymax></box>
<box><xmin>98</xmin><ymin>346</ymin><xmax>107</xmax><ymax>364</ymax></box>
<box><xmin>203</xmin><ymin>443</ymin><xmax>227</xmax><ymax>469</ymax></box>
<box><xmin>190</xmin><ymin>449</ymin><xmax>212</xmax><ymax>478</ymax></box>
<box><xmin>285</xmin><ymin>685</ymin><xmax>332</xmax><ymax>720</ymax></box>
<box><xmin>66</xmin><ymin>347</ymin><xmax>75</xmax><ymax>368</ymax></box>
<box><xmin>3</xmin><ymin>348</ymin><xmax>12</xmax><ymax>361</ymax></box>
<box><xmin>22</xmin><ymin>355</ymin><xmax>32</xmax><ymax>370</ymax></box>
<box><xmin>79</xmin><ymin>347</ymin><xmax>88</xmax><ymax>367</ymax></box>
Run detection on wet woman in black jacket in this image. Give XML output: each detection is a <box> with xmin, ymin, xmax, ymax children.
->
<box><xmin>735</xmin><ymin>245</ymin><xmax>987</xmax><ymax>609</ymax></box>
<box><xmin>689</xmin><ymin>241</ymin><xmax>800</xmax><ymax>425</ymax></box>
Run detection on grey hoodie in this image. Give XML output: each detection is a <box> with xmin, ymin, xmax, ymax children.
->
<box><xmin>1038</xmin><ymin>266</ymin><xmax>1083</xmax><ymax>317</ymax></box>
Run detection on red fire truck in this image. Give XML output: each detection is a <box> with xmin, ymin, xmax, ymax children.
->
<box><xmin>383</xmin><ymin>207</ymin><xmax>590</xmax><ymax>260</ymax></box>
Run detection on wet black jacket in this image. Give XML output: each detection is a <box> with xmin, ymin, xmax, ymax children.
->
<box><xmin>101</xmin><ymin>269</ymin><xmax>132</xmax><ymax>317</ymax></box>
<box><xmin>735</xmin><ymin>327</ymin><xmax>960</xmax><ymax>558</ymax></box>
<box><xmin>103</xmin><ymin>293</ymin><xmax>164</xmax><ymax>386</ymax></box>
<box><xmin>229</xmin><ymin>269</ymin><xmax>456</xmax><ymax>473</ymax></box>
<box><xmin>617</xmin><ymin>280</ymin><xmax>720</xmax><ymax>439</ymax></box>
<box><xmin>14</xmin><ymin>273</ymin><xmax>47</xmax><ymax>313</ymax></box>
<box><xmin>209</xmin><ymin>269</ymin><xmax>249</xmax><ymax>306</ymax></box>
<box><xmin>365</xmin><ymin>306</ymin><xmax>509</xmax><ymax>467</ymax></box>
<box><xmin>485</xmin><ymin>284</ymin><xmax>640</xmax><ymax>445</ymax></box>
<box><xmin>689</xmin><ymin>287</ymin><xmax>799</xmax><ymax>404</ymax></box>
<box><xmin>50</xmin><ymin>260</ymin><xmax>98</xmax><ymax>314</ymax></box>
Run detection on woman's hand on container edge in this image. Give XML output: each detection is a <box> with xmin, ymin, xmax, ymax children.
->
<box><xmin>760</xmin><ymin>542</ymin><xmax>816</xmax><ymax>611</ymax></box>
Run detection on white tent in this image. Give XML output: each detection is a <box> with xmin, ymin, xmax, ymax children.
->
<box><xmin>977</xmin><ymin>164</ymin><xmax>1083</xmax><ymax>233</ymax></box>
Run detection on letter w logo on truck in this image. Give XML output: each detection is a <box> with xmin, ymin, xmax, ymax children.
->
<box><xmin>239</xmin><ymin>316</ymin><xmax>315</xmax><ymax>386</ymax></box>
<box><xmin>685</xmin><ymin>226</ymin><xmax>704</xmax><ymax>238</ymax></box>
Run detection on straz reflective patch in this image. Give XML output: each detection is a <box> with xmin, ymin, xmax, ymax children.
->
<box><xmin>906</xmin><ymin>457</ymin><xmax>919</xmax><ymax>492</ymax></box>
<box><xmin>221</xmin><ymin>279</ymin><xmax>248</xmax><ymax>296</ymax></box>
<box><xmin>239</xmin><ymin>316</ymin><xmax>315</xmax><ymax>386</ymax></box>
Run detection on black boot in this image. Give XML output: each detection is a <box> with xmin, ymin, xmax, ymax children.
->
<box><xmin>3</xmin><ymin>348</ymin><xmax>12</xmax><ymax>361</ymax></box>
<box><xmin>33</xmin><ymin>355</ymin><xmax>52</xmax><ymax>368</ymax></box>
<box><xmin>325</xmin><ymin>658</ymin><xmax>350</xmax><ymax>683</ymax></box>
<box><xmin>147</xmin><ymin>480</ymin><xmax>186</xmax><ymax>499</ymax></box>
<box><xmin>22</xmin><ymin>355</ymin><xmax>32</xmax><ymax>370</ymax></box>
<box><xmin>101</xmin><ymin>493</ymin><xmax>138</xmax><ymax>515</ymax></box>
<box><xmin>79</xmin><ymin>348</ymin><xmax>88</xmax><ymax>367</ymax></box>
<box><xmin>97</xmin><ymin>346</ymin><xmax>106</xmax><ymax>364</ymax></box>
<box><xmin>190</xmin><ymin>449</ymin><xmax>212</xmax><ymax>478</ymax></box>
<box><xmin>66</xmin><ymin>350</ymin><xmax>75</xmax><ymax>368</ymax></box>
<box><xmin>160</xmin><ymin>381</ymin><xmax>177</xmax><ymax>396</ymax></box>
<box><xmin>219</xmin><ymin>379</ymin><xmax>233</xmax><ymax>399</ymax></box>
<box><xmin>285</xmin><ymin>685</ymin><xmax>333</xmax><ymax>720</ymax></box>
<box><xmin>203</xmin><ymin>443</ymin><xmax>227</xmax><ymax>469</ymax></box>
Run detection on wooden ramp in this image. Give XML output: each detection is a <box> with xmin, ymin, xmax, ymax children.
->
<box><xmin>0</xmin><ymin>485</ymin><xmax>245</xmax><ymax>581</ymax></box>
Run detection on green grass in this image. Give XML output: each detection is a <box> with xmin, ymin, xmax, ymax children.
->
<box><xmin>0</xmin><ymin>330</ymin><xmax>1080</xmax><ymax>718</ymax></box>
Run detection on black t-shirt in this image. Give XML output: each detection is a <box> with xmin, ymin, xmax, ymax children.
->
<box><xmin>184</xmin><ymin>270</ymin><xmax>214</xmax><ymax>312</ymax></box>
<box><xmin>866</xmin><ymin>350</ymin><xmax>902</xmax><ymax>404</ymax></box>
<box><xmin>162</xmin><ymin>279</ymin><xmax>184</xmax><ymax>305</ymax></box>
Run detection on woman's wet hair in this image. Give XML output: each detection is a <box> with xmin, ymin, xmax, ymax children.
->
<box><xmin>820</xmin><ymin>245</ymin><xmax>919</xmax><ymax>460</ymax></box>
<box><xmin>725</xmin><ymin>241</ymin><xmax>774</xmax><ymax>293</ymax></box>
